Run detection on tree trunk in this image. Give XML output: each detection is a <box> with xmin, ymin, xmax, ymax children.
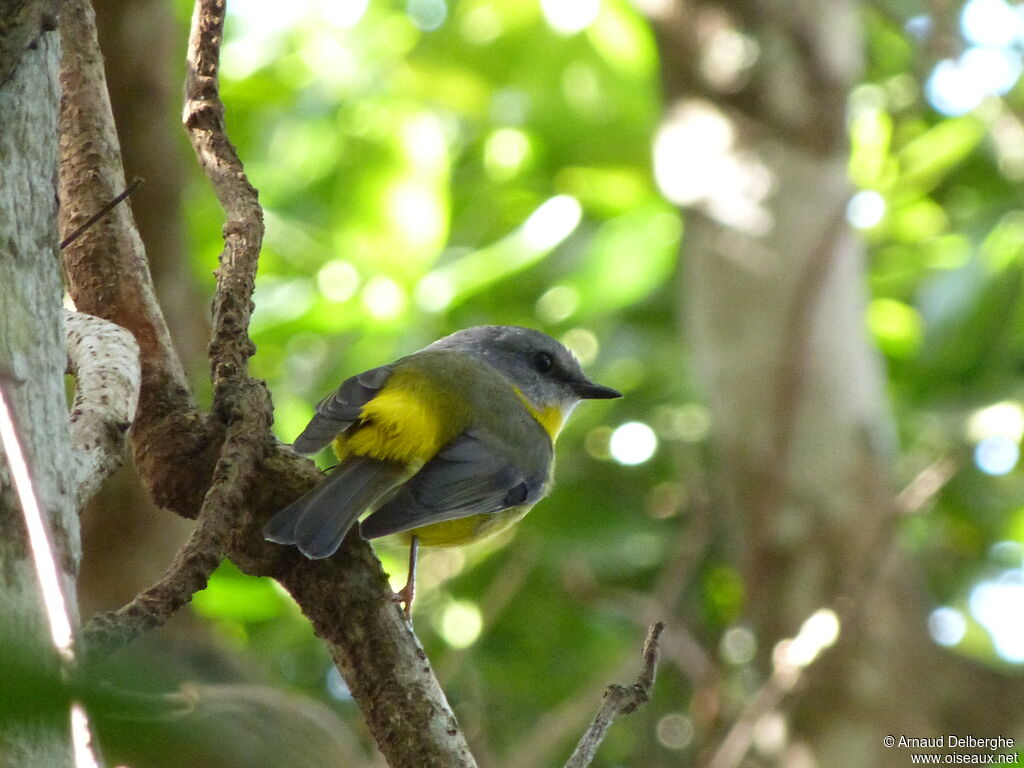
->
<box><xmin>652</xmin><ymin>3</ymin><xmax>1024</xmax><ymax>765</ymax></box>
<box><xmin>0</xmin><ymin>9</ymin><xmax>77</xmax><ymax>765</ymax></box>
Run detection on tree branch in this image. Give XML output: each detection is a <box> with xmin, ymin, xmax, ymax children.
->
<box><xmin>563</xmin><ymin>622</ymin><xmax>665</xmax><ymax>768</ymax></box>
<box><xmin>79</xmin><ymin>1</ymin><xmax>481</xmax><ymax>764</ymax></box>
<box><xmin>82</xmin><ymin>377</ymin><xmax>270</xmax><ymax>663</ymax></box>
<box><xmin>65</xmin><ymin>309</ymin><xmax>140</xmax><ymax>511</ymax></box>
<box><xmin>58</xmin><ymin>0</ymin><xmax>214</xmax><ymax>519</ymax></box>
<box><xmin>182</xmin><ymin>0</ymin><xmax>262</xmax><ymax>402</ymax></box>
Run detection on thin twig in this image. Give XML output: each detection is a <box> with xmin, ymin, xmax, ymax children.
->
<box><xmin>182</xmin><ymin>0</ymin><xmax>263</xmax><ymax>401</ymax></box>
<box><xmin>703</xmin><ymin>666</ymin><xmax>791</xmax><ymax>768</ymax></box>
<box><xmin>563</xmin><ymin>622</ymin><xmax>666</xmax><ymax>768</ymax></box>
<box><xmin>177</xmin><ymin>4</ymin><xmax>478</xmax><ymax>768</ymax></box>
<box><xmin>895</xmin><ymin>458</ymin><xmax>958</xmax><ymax>515</ymax></box>
<box><xmin>59</xmin><ymin>177</ymin><xmax>141</xmax><ymax>250</ymax></box>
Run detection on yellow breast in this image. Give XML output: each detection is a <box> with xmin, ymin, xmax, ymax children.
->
<box><xmin>334</xmin><ymin>367</ymin><xmax>465</xmax><ymax>465</ymax></box>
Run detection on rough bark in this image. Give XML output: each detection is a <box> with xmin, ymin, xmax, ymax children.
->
<box><xmin>58</xmin><ymin>0</ymin><xmax>214</xmax><ymax>521</ymax></box>
<box><xmin>0</xmin><ymin>6</ymin><xmax>76</xmax><ymax>765</ymax></box>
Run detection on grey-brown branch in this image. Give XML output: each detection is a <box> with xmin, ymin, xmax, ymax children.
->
<box><xmin>563</xmin><ymin>622</ymin><xmax>666</xmax><ymax>768</ymax></box>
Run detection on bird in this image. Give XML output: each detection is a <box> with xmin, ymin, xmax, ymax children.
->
<box><xmin>263</xmin><ymin>325</ymin><xmax>621</xmax><ymax>614</ymax></box>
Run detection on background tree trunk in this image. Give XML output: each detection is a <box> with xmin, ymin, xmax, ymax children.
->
<box><xmin>653</xmin><ymin>2</ymin><xmax>1024</xmax><ymax>765</ymax></box>
<box><xmin>0</xmin><ymin>12</ymin><xmax>77</xmax><ymax>766</ymax></box>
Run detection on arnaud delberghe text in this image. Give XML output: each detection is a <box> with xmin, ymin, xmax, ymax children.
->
<box><xmin>899</xmin><ymin>736</ymin><xmax>1015</xmax><ymax>750</ymax></box>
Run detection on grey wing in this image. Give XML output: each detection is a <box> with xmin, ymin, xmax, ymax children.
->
<box><xmin>359</xmin><ymin>429</ymin><xmax>552</xmax><ymax>539</ymax></box>
<box><xmin>291</xmin><ymin>365</ymin><xmax>393</xmax><ymax>454</ymax></box>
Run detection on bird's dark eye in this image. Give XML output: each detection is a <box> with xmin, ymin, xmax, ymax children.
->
<box><xmin>533</xmin><ymin>351</ymin><xmax>554</xmax><ymax>373</ymax></box>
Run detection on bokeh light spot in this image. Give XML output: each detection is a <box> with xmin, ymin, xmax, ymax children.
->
<box><xmin>721</xmin><ymin>625</ymin><xmax>757</xmax><ymax>665</ymax></box>
<box><xmin>324</xmin><ymin>0</ymin><xmax>368</xmax><ymax>28</ymax></box>
<box><xmin>585</xmin><ymin>426</ymin><xmax>613</xmax><ymax>460</ymax></box>
<box><xmin>362</xmin><ymin>275</ymin><xmax>407</xmax><ymax>320</ymax></box>
<box><xmin>866</xmin><ymin>298</ymin><xmax>923</xmax><ymax>359</ymax></box>
<box><xmin>974</xmin><ymin>434</ymin><xmax>1019</xmax><ymax>475</ymax></box>
<box><xmin>753</xmin><ymin>712</ymin><xmax>788</xmax><ymax>757</ymax></box>
<box><xmin>484</xmin><ymin>128</ymin><xmax>531</xmax><ymax>180</ymax></box>
<box><xmin>620</xmin><ymin>532</ymin><xmax>662</xmax><ymax>568</ymax></box>
<box><xmin>561</xmin><ymin>328</ymin><xmax>599</xmax><ymax>366</ymax></box>
<box><xmin>536</xmin><ymin>285</ymin><xmax>579</xmax><ymax>324</ymax></box>
<box><xmin>407</xmin><ymin>0</ymin><xmax>447</xmax><ymax>31</ymax></box>
<box><xmin>609</xmin><ymin>421</ymin><xmax>657</xmax><ymax>465</ymax></box>
<box><xmin>780</xmin><ymin>609</ymin><xmax>840</xmax><ymax>669</ymax></box>
<box><xmin>967</xmin><ymin>401</ymin><xmax>1024</xmax><ymax>443</ymax></box>
<box><xmin>316</xmin><ymin>260</ymin><xmax>359</xmax><ymax>302</ymax></box>
<box><xmin>961</xmin><ymin>0</ymin><xmax>1020</xmax><ymax>47</ymax></box>
<box><xmin>541</xmin><ymin>0</ymin><xmax>600</xmax><ymax>35</ymax></box>
<box><xmin>387</xmin><ymin>180</ymin><xmax>446</xmax><ymax>252</ymax></box>
<box><xmin>415</xmin><ymin>272</ymin><xmax>455</xmax><ymax>313</ymax></box>
<box><xmin>646</xmin><ymin>482</ymin><xmax>688</xmax><ymax>519</ymax></box>
<box><xmin>437</xmin><ymin>600</ymin><xmax>483</xmax><ymax>648</ymax></box>
<box><xmin>970</xmin><ymin>573</ymin><xmax>1024</xmax><ymax>662</ymax></box>
<box><xmin>656</xmin><ymin>713</ymin><xmax>694</xmax><ymax>750</ymax></box>
<box><xmin>927</xmin><ymin>58</ymin><xmax>986</xmax><ymax>116</ymax></box>
<box><xmin>521</xmin><ymin>195</ymin><xmax>583</xmax><ymax>250</ymax></box>
<box><xmin>654</xmin><ymin>404</ymin><xmax>710</xmax><ymax>443</ymax></box>
<box><xmin>460</xmin><ymin>4</ymin><xmax>502</xmax><ymax>45</ymax></box>
<box><xmin>928</xmin><ymin>606</ymin><xmax>967</xmax><ymax>647</ymax></box>
<box><xmin>847</xmin><ymin>190</ymin><xmax>887</xmax><ymax>228</ymax></box>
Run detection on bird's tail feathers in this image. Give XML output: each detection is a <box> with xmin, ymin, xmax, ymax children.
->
<box><xmin>263</xmin><ymin>455</ymin><xmax>405</xmax><ymax>559</ymax></box>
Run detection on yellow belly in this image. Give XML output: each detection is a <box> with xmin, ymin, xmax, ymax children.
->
<box><xmin>405</xmin><ymin>505</ymin><xmax>533</xmax><ymax>547</ymax></box>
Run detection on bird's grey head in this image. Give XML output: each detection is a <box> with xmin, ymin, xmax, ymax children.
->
<box><xmin>427</xmin><ymin>326</ymin><xmax>621</xmax><ymax>413</ymax></box>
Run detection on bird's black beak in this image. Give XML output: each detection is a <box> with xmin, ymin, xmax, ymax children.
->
<box><xmin>573</xmin><ymin>379</ymin><xmax>622</xmax><ymax>400</ymax></box>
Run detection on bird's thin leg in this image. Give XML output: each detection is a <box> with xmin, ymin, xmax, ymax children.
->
<box><xmin>396</xmin><ymin>535</ymin><xmax>419</xmax><ymax>619</ymax></box>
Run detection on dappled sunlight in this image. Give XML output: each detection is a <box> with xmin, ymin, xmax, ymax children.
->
<box><xmin>775</xmin><ymin>609</ymin><xmax>840</xmax><ymax>671</ymax></box>
<box><xmin>967</xmin><ymin>402</ymin><xmax>1023</xmax><ymax>475</ymax></box>
<box><xmin>521</xmin><ymin>194</ymin><xmax>583</xmax><ymax>250</ymax></box>
<box><xmin>128</xmin><ymin>0</ymin><xmax>1024</xmax><ymax>763</ymax></box>
<box><xmin>699</xmin><ymin>25</ymin><xmax>758</xmax><ymax>92</ymax></box>
<box><xmin>970</xmin><ymin>572</ymin><xmax>1024</xmax><ymax>662</ymax></box>
<box><xmin>919</xmin><ymin>0</ymin><xmax>1024</xmax><ymax>115</ymax></box>
<box><xmin>541</xmin><ymin>0</ymin><xmax>600</xmax><ymax>35</ymax></box>
<box><xmin>654</xmin><ymin>101</ymin><xmax>773</xmax><ymax>235</ymax></box>
<box><xmin>966</xmin><ymin>401</ymin><xmax>1024</xmax><ymax>443</ymax></box>
<box><xmin>414</xmin><ymin>195</ymin><xmax>583</xmax><ymax>312</ymax></box>
<box><xmin>386</xmin><ymin>179</ymin><xmax>448</xmax><ymax>252</ymax></box>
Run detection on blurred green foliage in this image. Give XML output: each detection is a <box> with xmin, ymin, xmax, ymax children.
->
<box><xmin>163</xmin><ymin>0</ymin><xmax>1024</xmax><ymax>763</ymax></box>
